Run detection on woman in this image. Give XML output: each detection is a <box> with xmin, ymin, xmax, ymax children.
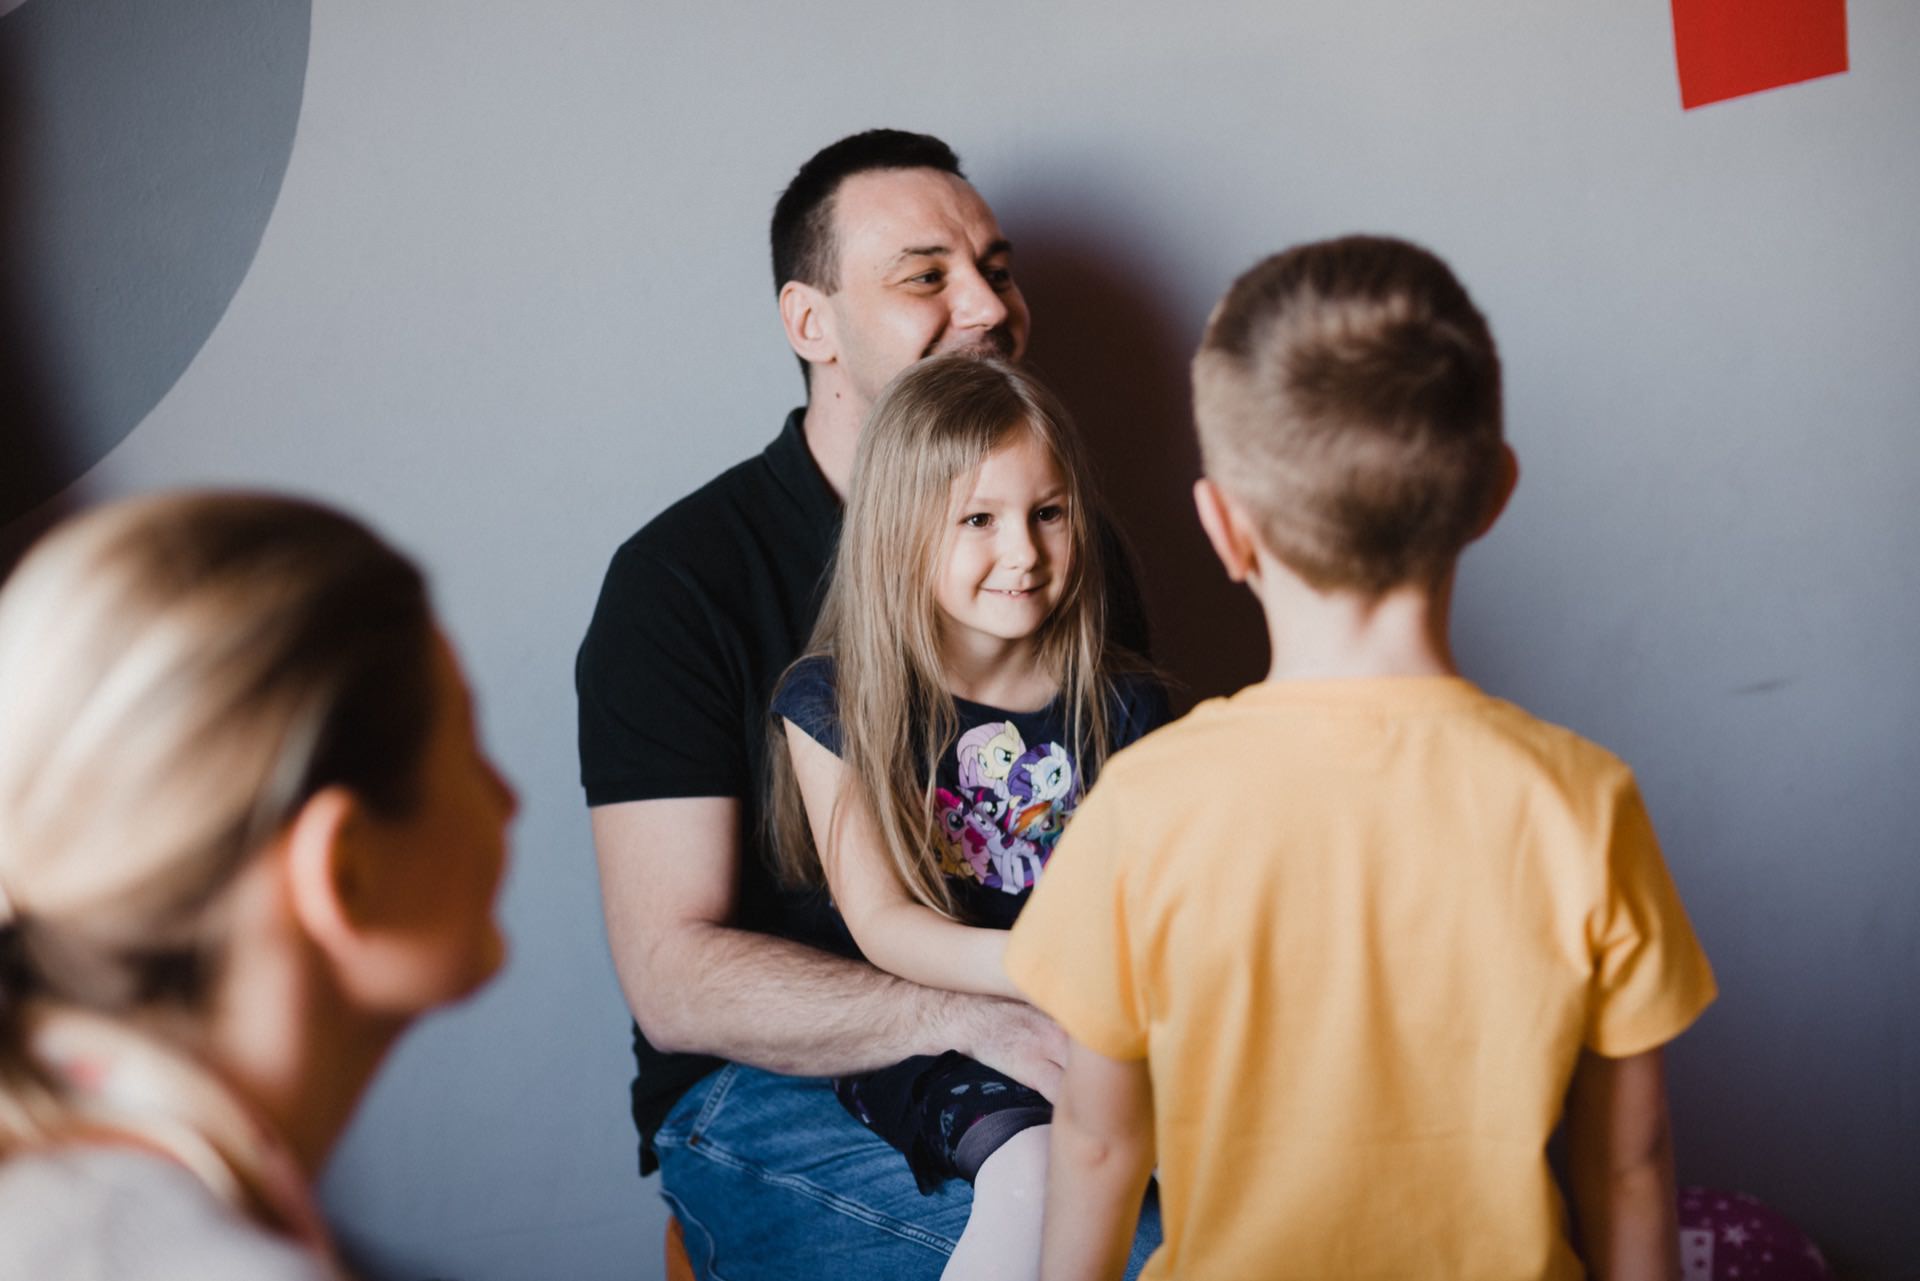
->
<box><xmin>0</xmin><ymin>492</ymin><xmax>516</xmax><ymax>1279</ymax></box>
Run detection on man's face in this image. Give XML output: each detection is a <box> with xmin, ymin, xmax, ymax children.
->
<box><xmin>818</xmin><ymin>167</ymin><xmax>1031</xmax><ymax>411</ymax></box>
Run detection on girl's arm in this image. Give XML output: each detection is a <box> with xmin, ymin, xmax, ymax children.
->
<box><xmin>1566</xmin><ymin>1047</ymin><xmax>1681</xmax><ymax>1281</ymax></box>
<box><xmin>783</xmin><ymin>719</ymin><xmax>1022</xmax><ymax>1000</ymax></box>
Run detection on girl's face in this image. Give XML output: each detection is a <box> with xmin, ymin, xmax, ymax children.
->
<box><xmin>931</xmin><ymin>430</ymin><xmax>1072</xmax><ymax>658</ymax></box>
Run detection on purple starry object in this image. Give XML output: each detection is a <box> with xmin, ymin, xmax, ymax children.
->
<box><xmin>1678</xmin><ymin>1187</ymin><xmax>1832</xmax><ymax>1281</ymax></box>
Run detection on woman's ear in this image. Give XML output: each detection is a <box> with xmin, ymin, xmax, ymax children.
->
<box><xmin>778</xmin><ymin>281</ymin><xmax>835</xmax><ymax>369</ymax></box>
<box><xmin>282</xmin><ymin>785</ymin><xmax>366</xmax><ymax>958</ymax></box>
<box><xmin>1193</xmin><ymin>477</ymin><xmax>1259</xmax><ymax>583</ymax></box>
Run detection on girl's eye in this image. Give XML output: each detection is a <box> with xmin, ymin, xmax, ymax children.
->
<box><xmin>962</xmin><ymin>513</ymin><xmax>993</xmax><ymax>529</ymax></box>
<box><xmin>1035</xmin><ymin>505</ymin><xmax>1065</xmax><ymax>524</ymax></box>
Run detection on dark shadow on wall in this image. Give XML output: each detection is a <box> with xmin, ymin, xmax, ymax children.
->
<box><xmin>1008</xmin><ymin>213</ymin><xmax>1267</xmax><ymax>709</ymax></box>
<box><xmin>0</xmin><ymin>32</ymin><xmax>85</xmax><ymax>574</ymax></box>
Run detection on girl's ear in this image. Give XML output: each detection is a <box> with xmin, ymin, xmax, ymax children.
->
<box><xmin>282</xmin><ymin>785</ymin><xmax>368</xmax><ymax>958</ymax></box>
<box><xmin>1193</xmin><ymin>478</ymin><xmax>1259</xmax><ymax>583</ymax></box>
<box><xmin>779</xmin><ymin>281</ymin><xmax>835</xmax><ymax>368</ymax></box>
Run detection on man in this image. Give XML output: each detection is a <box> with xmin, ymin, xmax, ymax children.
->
<box><xmin>577</xmin><ymin>130</ymin><xmax>1157</xmax><ymax>1278</ymax></box>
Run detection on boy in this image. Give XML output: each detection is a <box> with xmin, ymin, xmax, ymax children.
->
<box><xmin>1004</xmin><ymin>236</ymin><xmax>1717</xmax><ymax>1280</ymax></box>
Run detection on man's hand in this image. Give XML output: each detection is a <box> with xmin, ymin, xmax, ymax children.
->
<box><xmin>943</xmin><ymin>994</ymin><xmax>1068</xmax><ymax>1100</ymax></box>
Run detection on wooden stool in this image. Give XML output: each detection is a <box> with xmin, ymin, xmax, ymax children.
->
<box><xmin>665</xmin><ymin>1216</ymin><xmax>696</xmax><ymax>1281</ymax></box>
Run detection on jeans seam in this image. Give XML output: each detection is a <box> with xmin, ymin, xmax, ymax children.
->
<box><xmin>670</xmin><ymin>1128</ymin><xmax>956</xmax><ymax>1254</ymax></box>
<box><xmin>660</xmin><ymin>1187</ymin><xmax>729</xmax><ymax>1281</ymax></box>
<box><xmin>687</xmin><ymin>1063</ymin><xmax>739</xmax><ymax>1138</ymax></box>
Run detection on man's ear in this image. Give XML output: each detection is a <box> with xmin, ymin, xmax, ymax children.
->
<box><xmin>1194</xmin><ymin>477</ymin><xmax>1259</xmax><ymax>583</ymax></box>
<box><xmin>778</xmin><ymin>281</ymin><xmax>835</xmax><ymax>369</ymax></box>
<box><xmin>1468</xmin><ymin>443</ymin><xmax>1520</xmax><ymax>542</ymax></box>
<box><xmin>282</xmin><ymin>785</ymin><xmax>369</xmax><ymax>958</ymax></box>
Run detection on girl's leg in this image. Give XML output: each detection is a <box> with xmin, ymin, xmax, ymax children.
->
<box><xmin>939</xmin><ymin>1123</ymin><xmax>1051</xmax><ymax>1281</ymax></box>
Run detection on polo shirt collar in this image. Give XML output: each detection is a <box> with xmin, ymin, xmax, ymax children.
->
<box><xmin>766</xmin><ymin>406</ymin><xmax>842</xmax><ymax>529</ymax></box>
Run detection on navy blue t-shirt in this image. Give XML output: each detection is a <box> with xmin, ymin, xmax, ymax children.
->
<box><xmin>773</xmin><ymin>656</ymin><xmax>1169</xmax><ymax>931</ymax></box>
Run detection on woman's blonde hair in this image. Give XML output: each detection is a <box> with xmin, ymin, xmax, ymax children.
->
<box><xmin>0</xmin><ymin>492</ymin><xmax>436</xmax><ymax>1150</ymax></box>
<box><xmin>769</xmin><ymin>355</ymin><xmax>1117</xmax><ymax>919</ymax></box>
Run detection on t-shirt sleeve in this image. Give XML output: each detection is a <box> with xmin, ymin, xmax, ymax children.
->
<box><xmin>771</xmin><ymin>656</ymin><xmax>842</xmax><ymax>756</ymax></box>
<box><xmin>575</xmin><ymin>541</ymin><xmax>746</xmax><ymax>806</ymax></box>
<box><xmin>1005</xmin><ymin>782</ymin><xmax>1149</xmax><ymax>1060</ymax></box>
<box><xmin>1584</xmin><ymin>774</ymin><xmax>1719</xmax><ymax>1056</ymax></box>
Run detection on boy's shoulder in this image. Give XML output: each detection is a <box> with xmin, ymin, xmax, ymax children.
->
<box><xmin>1097</xmin><ymin>676</ymin><xmax>1635</xmax><ymax>802</ymax></box>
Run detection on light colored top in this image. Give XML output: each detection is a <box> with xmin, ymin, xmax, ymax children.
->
<box><xmin>0</xmin><ymin>1144</ymin><xmax>339</xmax><ymax>1281</ymax></box>
<box><xmin>1006</xmin><ymin>676</ymin><xmax>1717</xmax><ymax>1281</ymax></box>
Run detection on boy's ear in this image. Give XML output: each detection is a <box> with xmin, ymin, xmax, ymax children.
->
<box><xmin>1193</xmin><ymin>477</ymin><xmax>1259</xmax><ymax>583</ymax></box>
<box><xmin>282</xmin><ymin>785</ymin><xmax>373</xmax><ymax>959</ymax></box>
<box><xmin>778</xmin><ymin>281</ymin><xmax>835</xmax><ymax>368</ymax></box>
<box><xmin>1468</xmin><ymin>443</ymin><xmax>1520</xmax><ymax>542</ymax></box>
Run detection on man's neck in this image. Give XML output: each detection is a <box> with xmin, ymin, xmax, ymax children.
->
<box><xmin>1253</xmin><ymin>556</ymin><xmax>1460</xmax><ymax>683</ymax></box>
<box><xmin>799</xmin><ymin>375</ymin><xmax>868</xmax><ymax>501</ymax></box>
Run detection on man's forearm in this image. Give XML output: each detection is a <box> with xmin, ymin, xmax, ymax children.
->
<box><xmin>637</xmin><ymin>920</ymin><xmax>971</xmax><ymax>1075</ymax></box>
<box><xmin>594</xmin><ymin>796</ymin><xmax>1064</xmax><ymax>1092</ymax></box>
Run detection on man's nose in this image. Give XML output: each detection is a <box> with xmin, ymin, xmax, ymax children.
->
<box><xmin>949</xmin><ymin>267</ymin><xmax>1009</xmax><ymax>331</ymax></box>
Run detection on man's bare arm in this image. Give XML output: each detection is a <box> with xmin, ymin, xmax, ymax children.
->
<box><xmin>1567</xmin><ymin>1047</ymin><xmax>1681</xmax><ymax>1281</ymax></box>
<box><xmin>592</xmin><ymin>796</ymin><xmax>1066</xmax><ymax>1091</ymax></box>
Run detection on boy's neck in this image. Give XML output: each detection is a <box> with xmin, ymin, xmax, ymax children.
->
<box><xmin>1253</xmin><ymin>555</ymin><xmax>1460</xmax><ymax>683</ymax></box>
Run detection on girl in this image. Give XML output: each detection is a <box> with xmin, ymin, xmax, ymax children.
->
<box><xmin>0</xmin><ymin>492</ymin><xmax>517</xmax><ymax>1279</ymax></box>
<box><xmin>769</xmin><ymin>354</ymin><xmax>1166</xmax><ymax>1280</ymax></box>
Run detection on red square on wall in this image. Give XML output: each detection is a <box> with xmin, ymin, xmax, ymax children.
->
<box><xmin>1673</xmin><ymin>0</ymin><xmax>1849</xmax><ymax>109</ymax></box>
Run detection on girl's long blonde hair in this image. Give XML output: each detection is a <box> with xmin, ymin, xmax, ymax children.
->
<box><xmin>770</xmin><ymin>355</ymin><xmax>1118</xmax><ymax>919</ymax></box>
<box><xmin>0</xmin><ymin>492</ymin><xmax>436</xmax><ymax>1153</ymax></box>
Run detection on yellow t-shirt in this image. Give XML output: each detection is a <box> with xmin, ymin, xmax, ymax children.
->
<box><xmin>1006</xmin><ymin>677</ymin><xmax>1716</xmax><ymax>1280</ymax></box>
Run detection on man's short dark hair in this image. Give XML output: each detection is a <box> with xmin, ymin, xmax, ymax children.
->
<box><xmin>770</xmin><ymin>129</ymin><xmax>964</xmax><ymax>297</ymax></box>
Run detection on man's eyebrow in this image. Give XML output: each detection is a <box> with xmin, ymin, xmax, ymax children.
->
<box><xmin>885</xmin><ymin>245</ymin><xmax>952</xmax><ymax>271</ymax></box>
<box><xmin>883</xmin><ymin>239</ymin><xmax>1014</xmax><ymax>271</ymax></box>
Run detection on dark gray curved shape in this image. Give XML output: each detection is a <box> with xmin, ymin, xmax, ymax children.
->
<box><xmin>0</xmin><ymin>0</ymin><xmax>311</xmax><ymax>524</ymax></box>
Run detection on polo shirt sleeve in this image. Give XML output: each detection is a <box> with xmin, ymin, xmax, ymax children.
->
<box><xmin>1005</xmin><ymin>782</ymin><xmax>1149</xmax><ymax>1061</ymax></box>
<box><xmin>1584</xmin><ymin>774</ymin><xmax>1719</xmax><ymax>1057</ymax></box>
<box><xmin>576</xmin><ymin>540</ymin><xmax>746</xmax><ymax>806</ymax></box>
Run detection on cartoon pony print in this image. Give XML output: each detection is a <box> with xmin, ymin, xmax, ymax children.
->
<box><xmin>1007</xmin><ymin>742</ymin><xmax>1076</xmax><ymax>860</ymax></box>
<box><xmin>956</xmin><ymin>721</ymin><xmax>1025</xmax><ymax>801</ymax></box>
<box><xmin>959</xmin><ymin>801</ymin><xmax>1043</xmax><ymax>894</ymax></box>
<box><xmin>933</xmin><ymin>787</ymin><xmax>986</xmax><ymax>881</ymax></box>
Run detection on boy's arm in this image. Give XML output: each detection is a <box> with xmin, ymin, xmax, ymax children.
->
<box><xmin>1566</xmin><ymin>1047</ymin><xmax>1681</xmax><ymax>1281</ymax></box>
<box><xmin>1041</xmin><ymin>1038</ymin><xmax>1156</xmax><ymax>1281</ymax></box>
<box><xmin>784</xmin><ymin>720</ymin><xmax>1023</xmax><ymax>1001</ymax></box>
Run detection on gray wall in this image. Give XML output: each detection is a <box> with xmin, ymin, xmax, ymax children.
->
<box><xmin>3</xmin><ymin>1</ymin><xmax>1915</xmax><ymax>1277</ymax></box>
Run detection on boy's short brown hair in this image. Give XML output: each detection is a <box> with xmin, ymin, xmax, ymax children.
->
<box><xmin>1192</xmin><ymin>235</ymin><xmax>1504</xmax><ymax>595</ymax></box>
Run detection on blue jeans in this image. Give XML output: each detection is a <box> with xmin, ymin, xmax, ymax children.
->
<box><xmin>655</xmin><ymin>1064</ymin><xmax>1163</xmax><ymax>1281</ymax></box>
